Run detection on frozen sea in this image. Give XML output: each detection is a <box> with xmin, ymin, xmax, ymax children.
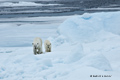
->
<box><xmin>0</xmin><ymin>0</ymin><xmax>84</xmax><ymax>47</ymax></box>
<box><xmin>0</xmin><ymin>0</ymin><xmax>120</xmax><ymax>47</ymax></box>
<box><xmin>0</xmin><ymin>1</ymin><xmax>120</xmax><ymax>80</ymax></box>
<box><xmin>0</xmin><ymin>11</ymin><xmax>120</xmax><ymax>80</ymax></box>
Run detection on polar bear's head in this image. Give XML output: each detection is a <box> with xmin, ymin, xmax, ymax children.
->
<box><xmin>32</xmin><ymin>43</ymin><xmax>39</xmax><ymax>49</ymax></box>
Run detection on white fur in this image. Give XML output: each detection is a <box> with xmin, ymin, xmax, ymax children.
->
<box><xmin>32</xmin><ymin>37</ymin><xmax>43</xmax><ymax>55</ymax></box>
<box><xmin>44</xmin><ymin>40</ymin><xmax>51</xmax><ymax>52</ymax></box>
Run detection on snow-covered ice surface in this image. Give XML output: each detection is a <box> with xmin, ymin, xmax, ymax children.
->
<box><xmin>85</xmin><ymin>8</ymin><xmax>120</xmax><ymax>11</ymax></box>
<box><xmin>0</xmin><ymin>16</ymin><xmax>71</xmax><ymax>47</ymax></box>
<box><xmin>0</xmin><ymin>1</ymin><xmax>62</xmax><ymax>7</ymax></box>
<box><xmin>0</xmin><ymin>11</ymin><xmax>120</xmax><ymax>80</ymax></box>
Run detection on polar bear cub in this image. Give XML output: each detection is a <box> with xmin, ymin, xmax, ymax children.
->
<box><xmin>32</xmin><ymin>37</ymin><xmax>43</xmax><ymax>55</ymax></box>
<box><xmin>44</xmin><ymin>40</ymin><xmax>51</xmax><ymax>52</ymax></box>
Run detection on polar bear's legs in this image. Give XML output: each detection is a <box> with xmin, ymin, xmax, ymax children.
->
<box><xmin>38</xmin><ymin>48</ymin><xmax>41</xmax><ymax>54</ymax></box>
<box><xmin>45</xmin><ymin>48</ymin><xmax>51</xmax><ymax>52</ymax></box>
<box><xmin>40</xmin><ymin>47</ymin><xmax>43</xmax><ymax>53</ymax></box>
<box><xmin>38</xmin><ymin>47</ymin><xmax>43</xmax><ymax>54</ymax></box>
<box><xmin>49</xmin><ymin>48</ymin><xmax>51</xmax><ymax>52</ymax></box>
<box><xmin>33</xmin><ymin>48</ymin><xmax>43</xmax><ymax>55</ymax></box>
<box><xmin>33</xmin><ymin>48</ymin><xmax>37</xmax><ymax>55</ymax></box>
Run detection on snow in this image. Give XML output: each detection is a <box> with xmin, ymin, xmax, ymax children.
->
<box><xmin>85</xmin><ymin>8</ymin><xmax>120</xmax><ymax>11</ymax></box>
<box><xmin>57</xmin><ymin>12</ymin><xmax>120</xmax><ymax>43</ymax></box>
<box><xmin>57</xmin><ymin>13</ymin><xmax>103</xmax><ymax>43</ymax></box>
<box><xmin>0</xmin><ymin>16</ymin><xmax>71</xmax><ymax>47</ymax></box>
<box><xmin>0</xmin><ymin>0</ymin><xmax>52</xmax><ymax>1</ymax></box>
<box><xmin>0</xmin><ymin>11</ymin><xmax>120</xmax><ymax>80</ymax></box>
<box><xmin>64</xmin><ymin>44</ymin><xmax>84</xmax><ymax>63</ymax></box>
<box><xmin>77</xmin><ymin>52</ymin><xmax>112</xmax><ymax>71</ymax></box>
<box><xmin>0</xmin><ymin>1</ymin><xmax>62</xmax><ymax>7</ymax></box>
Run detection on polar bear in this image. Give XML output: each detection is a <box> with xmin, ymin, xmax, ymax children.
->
<box><xmin>32</xmin><ymin>37</ymin><xmax>43</xmax><ymax>55</ymax></box>
<box><xmin>44</xmin><ymin>40</ymin><xmax>51</xmax><ymax>52</ymax></box>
